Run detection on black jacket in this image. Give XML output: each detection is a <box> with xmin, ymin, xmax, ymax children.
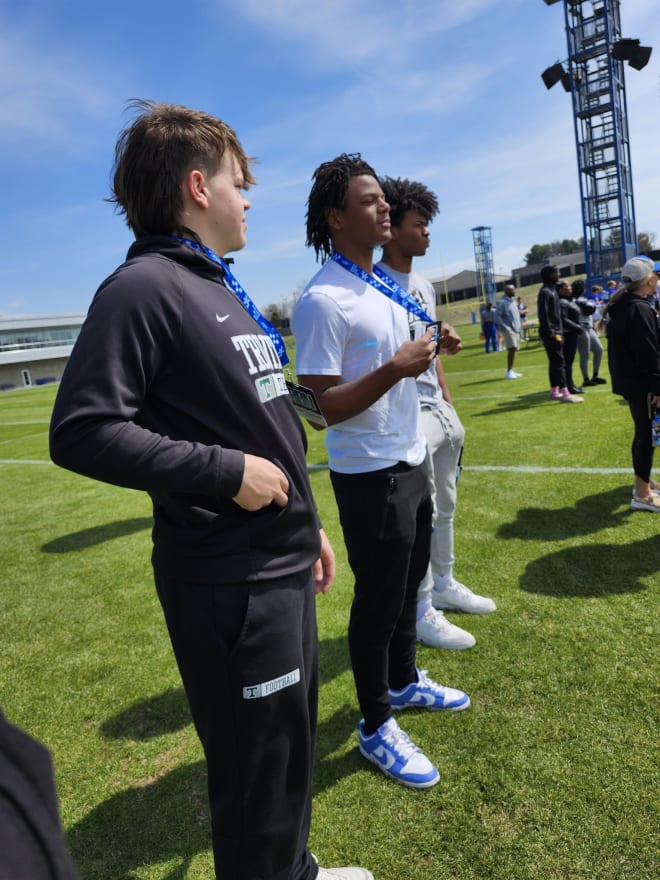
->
<box><xmin>606</xmin><ymin>292</ymin><xmax>660</xmax><ymax>400</ymax></box>
<box><xmin>0</xmin><ymin>711</ymin><xmax>80</xmax><ymax>880</ymax></box>
<box><xmin>559</xmin><ymin>297</ymin><xmax>583</xmax><ymax>336</ymax></box>
<box><xmin>537</xmin><ymin>284</ymin><xmax>563</xmax><ymax>338</ymax></box>
<box><xmin>50</xmin><ymin>236</ymin><xmax>320</xmax><ymax>583</ymax></box>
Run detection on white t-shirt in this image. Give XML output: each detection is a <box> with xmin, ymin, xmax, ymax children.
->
<box><xmin>375</xmin><ymin>262</ymin><xmax>443</xmax><ymax>409</ymax></box>
<box><xmin>292</xmin><ymin>258</ymin><xmax>426</xmax><ymax>474</ymax></box>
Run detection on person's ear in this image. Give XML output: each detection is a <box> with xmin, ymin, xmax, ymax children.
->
<box><xmin>327</xmin><ymin>207</ymin><xmax>343</xmax><ymax>232</ymax></box>
<box><xmin>184</xmin><ymin>169</ymin><xmax>208</xmax><ymax>209</ymax></box>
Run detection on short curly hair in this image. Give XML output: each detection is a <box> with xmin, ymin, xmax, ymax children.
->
<box><xmin>541</xmin><ymin>265</ymin><xmax>559</xmax><ymax>283</ymax></box>
<box><xmin>379</xmin><ymin>177</ymin><xmax>439</xmax><ymax>228</ymax></box>
<box><xmin>305</xmin><ymin>153</ymin><xmax>378</xmax><ymax>263</ymax></box>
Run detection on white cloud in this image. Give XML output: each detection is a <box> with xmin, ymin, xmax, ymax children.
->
<box><xmin>0</xmin><ymin>27</ymin><xmax>115</xmax><ymax>151</ymax></box>
<box><xmin>222</xmin><ymin>0</ymin><xmax>505</xmax><ymax>68</ymax></box>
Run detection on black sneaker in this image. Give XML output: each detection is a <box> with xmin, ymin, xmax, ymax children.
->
<box><xmin>591</xmin><ymin>376</ymin><xmax>607</xmax><ymax>384</ymax></box>
<box><xmin>582</xmin><ymin>378</ymin><xmax>596</xmax><ymax>387</ymax></box>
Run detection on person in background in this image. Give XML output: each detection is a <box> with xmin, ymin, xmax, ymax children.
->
<box><xmin>537</xmin><ymin>265</ymin><xmax>582</xmax><ymax>403</ymax></box>
<box><xmin>605</xmin><ymin>257</ymin><xmax>660</xmax><ymax>513</ymax></box>
<box><xmin>591</xmin><ymin>284</ymin><xmax>605</xmax><ymax>335</ymax></box>
<box><xmin>557</xmin><ymin>279</ymin><xmax>584</xmax><ymax>395</ymax></box>
<box><xmin>49</xmin><ymin>101</ymin><xmax>371</xmax><ymax>880</ymax></box>
<box><xmin>653</xmin><ymin>263</ymin><xmax>660</xmax><ymax>314</ymax></box>
<box><xmin>495</xmin><ymin>284</ymin><xmax>523</xmax><ymax>379</ymax></box>
<box><xmin>604</xmin><ymin>279</ymin><xmax>618</xmax><ymax>300</ymax></box>
<box><xmin>377</xmin><ymin>176</ymin><xmax>495</xmax><ymax>653</ymax></box>
<box><xmin>292</xmin><ymin>154</ymin><xmax>470</xmax><ymax>792</ymax></box>
<box><xmin>574</xmin><ymin>278</ymin><xmax>606</xmax><ymax>387</ymax></box>
<box><xmin>480</xmin><ymin>301</ymin><xmax>498</xmax><ymax>353</ymax></box>
<box><xmin>0</xmin><ymin>710</ymin><xmax>80</xmax><ymax>880</ymax></box>
<box><xmin>517</xmin><ymin>296</ymin><xmax>530</xmax><ymax>342</ymax></box>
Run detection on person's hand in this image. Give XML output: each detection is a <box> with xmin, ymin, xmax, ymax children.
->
<box><xmin>232</xmin><ymin>454</ymin><xmax>289</xmax><ymax>511</ymax></box>
<box><xmin>313</xmin><ymin>528</ymin><xmax>335</xmax><ymax>594</ymax></box>
<box><xmin>392</xmin><ymin>328</ymin><xmax>436</xmax><ymax>377</ymax></box>
<box><xmin>438</xmin><ymin>323</ymin><xmax>462</xmax><ymax>355</ymax></box>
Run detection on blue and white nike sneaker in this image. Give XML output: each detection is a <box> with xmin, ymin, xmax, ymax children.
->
<box><xmin>358</xmin><ymin>716</ymin><xmax>439</xmax><ymax>789</ymax></box>
<box><xmin>389</xmin><ymin>668</ymin><xmax>470</xmax><ymax>712</ymax></box>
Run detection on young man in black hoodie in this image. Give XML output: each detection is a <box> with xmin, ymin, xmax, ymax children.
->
<box><xmin>50</xmin><ymin>101</ymin><xmax>372</xmax><ymax>880</ymax></box>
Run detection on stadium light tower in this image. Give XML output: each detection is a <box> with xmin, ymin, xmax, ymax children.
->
<box><xmin>471</xmin><ymin>226</ymin><xmax>496</xmax><ymax>304</ymax></box>
<box><xmin>541</xmin><ymin>0</ymin><xmax>652</xmax><ymax>288</ymax></box>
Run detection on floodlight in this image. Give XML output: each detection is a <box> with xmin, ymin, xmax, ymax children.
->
<box><xmin>542</xmin><ymin>62</ymin><xmax>567</xmax><ymax>90</ymax></box>
<box><xmin>543</xmin><ymin>1</ymin><xmax>562</xmax><ymax>6</ymax></box>
<box><xmin>611</xmin><ymin>38</ymin><xmax>653</xmax><ymax>71</ymax></box>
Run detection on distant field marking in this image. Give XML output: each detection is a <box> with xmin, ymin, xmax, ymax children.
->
<box><xmin>0</xmin><ymin>432</ymin><xmax>48</xmax><ymax>446</ymax></box>
<box><xmin>0</xmin><ymin>460</ymin><xmax>632</xmax><ymax>474</ymax></box>
<box><xmin>308</xmin><ymin>464</ymin><xmax>631</xmax><ymax>474</ymax></box>
<box><xmin>0</xmin><ymin>459</ymin><xmax>53</xmax><ymax>464</ymax></box>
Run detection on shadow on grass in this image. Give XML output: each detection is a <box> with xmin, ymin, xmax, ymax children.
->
<box><xmin>519</xmin><ymin>534</ymin><xmax>659</xmax><ymax>598</ymax></box>
<box><xmin>315</xmin><ymin>634</ymin><xmax>364</xmax><ymax>792</ymax></box>
<box><xmin>41</xmin><ymin>517</ymin><xmax>152</xmax><ymax>553</ymax></box>
<box><xmin>471</xmin><ymin>391</ymin><xmax>560</xmax><ymax>415</ymax></box>
<box><xmin>319</xmin><ymin>633</ymin><xmax>351</xmax><ymax>685</ymax></box>
<box><xmin>497</xmin><ymin>486</ymin><xmax>630</xmax><ymax>540</ymax></box>
<box><xmin>498</xmin><ymin>486</ymin><xmax>660</xmax><ymax>597</ymax></box>
<box><xmin>67</xmin><ymin>759</ymin><xmax>209</xmax><ymax>880</ymax></box>
<box><xmin>313</xmin><ymin>704</ymin><xmax>365</xmax><ymax>796</ymax></box>
<box><xmin>70</xmin><ymin>691</ymin><xmax>206</xmax><ymax>877</ymax></box>
<box><xmin>459</xmin><ymin>376</ymin><xmax>513</xmax><ymax>387</ymax></box>
<box><xmin>100</xmin><ymin>688</ymin><xmax>191</xmax><ymax>741</ymax></box>
<box><xmin>71</xmin><ymin>638</ymin><xmax>359</xmax><ymax>872</ymax></box>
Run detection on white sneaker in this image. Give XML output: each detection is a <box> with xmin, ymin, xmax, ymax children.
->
<box><xmin>416</xmin><ymin>608</ymin><xmax>475</xmax><ymax>650</ymax></box>
<box><xmin>630</xmin><ymin>494</ymin><xmax>660</xmax><ymax>513</ymax></box>
<box><xmin>505</xmin><ymin>370</ymin><xmax>522</xmax><ymax>379</ymax></box>
<box><xmin>316</xmin><ymin>866</ymin><xmax>375</xmax><ymax>880</ymax></box>
<box><xmin>313</xmin><ymin>855</ymin><xmax>375</xmax><ymax>880</ymax></box>
<box><xmin>358</xmin><ymin>717</ymin><xmax>439</xmax><ymax>788</ymax></box>
<box><xmin>432</xmin><ymin>575</ymin><xmax>496</xmax><ymax>614</ymax></box>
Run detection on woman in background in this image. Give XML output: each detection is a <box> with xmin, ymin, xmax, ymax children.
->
<box><xmin>557</xmin><ymin>279</ymin><xmax>584</xmax><ymax>394</ymax></box>
<box><xmin>605</xmin><ymin>257</ymin><xmax>660</xmax><ymax>513</ymax></box>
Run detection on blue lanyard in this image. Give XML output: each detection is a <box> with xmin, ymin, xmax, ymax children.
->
<box><xmin>172</xmin><ymin>236</ymin><xmax>289</xmax><ymax>366</ymax></box>
<box><xmin>331</xmin><ymin>252</ymin><xmax>434</xmax><ymax>323</ymax></box>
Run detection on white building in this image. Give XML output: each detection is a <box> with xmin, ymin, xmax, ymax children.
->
<box><xmin>0</xmin><ymin>314</ymin><xmax>86</xmax><ymax>390</ymax></box>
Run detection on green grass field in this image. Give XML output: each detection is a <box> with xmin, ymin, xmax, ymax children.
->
<box><xmin>1</xmin><ymin>321</ymin><xmax>658</xmax><ymax>880</ymax></box>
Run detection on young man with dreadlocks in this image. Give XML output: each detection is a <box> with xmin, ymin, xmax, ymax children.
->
<box><xmin>377</xmin><ymin>178</ymin><xmax>496</xmax><ymax>655</ymax></box>
<box><xmin>291</xmin><ymin>155</ymin><xmax>470</xmax><ymax>791</ymax></box>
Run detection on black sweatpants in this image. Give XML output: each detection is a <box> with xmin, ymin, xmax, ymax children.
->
<box><xmin>563</xmin><ymin>331</ymin><xmax>579</xmax><ymax>389</ymax></box>
<box><xmin>540</xmin><ymin>333</ymin><xmax>567</xmax><ymax>389</ymax></box>
<box><xmin>154</xmin><ymin>566</ymin><xmax>318</xmax><ymax>880</ymax></box>
<box><xmin>628</xmin><ymin>396</ymin><xmax>655</xmax><ymax>483</ymax></box>
<box><xmin>330</xmin><ymin>462</ymin><xmax>432</xmax><ymax>733</ymax></box>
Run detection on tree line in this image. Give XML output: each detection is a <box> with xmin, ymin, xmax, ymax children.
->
<box><xmin>524</xmin><ymin>231</ymin><xmax>655</xmax><ymax>266</ymax></box>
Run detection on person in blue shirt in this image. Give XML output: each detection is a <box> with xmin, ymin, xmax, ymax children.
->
<box><xmin>480</xmin><ymin>301</ymin><xmax>498</xmax><ymax>353</ymax></box>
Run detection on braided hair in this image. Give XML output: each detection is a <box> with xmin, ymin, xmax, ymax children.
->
<box><xmin>305</xmin><ymin>153</ymin><xmax>378</xmax><ymax>263</ymax></box>
<box><xmin>379</xmin><ymin>177</ymin><xmax>439</xmax><ymax>228</ymax></box>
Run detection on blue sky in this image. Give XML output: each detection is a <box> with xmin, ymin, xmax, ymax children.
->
<box><xmin>1</xmin><ymin>0</ymin><xmax>658</xmax><ymax>316</ymax></box>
